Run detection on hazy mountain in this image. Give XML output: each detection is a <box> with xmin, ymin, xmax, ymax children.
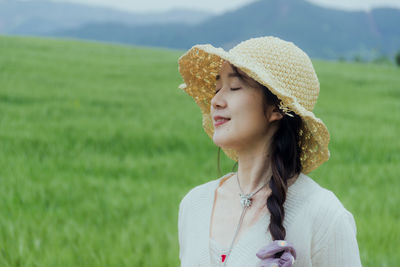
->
<box><xmin>48</xmin><ymin>0</ymin><xmax>400</xmax><ymax>60</ymax></box>
<box><xmin>0</xmin><ymin>0</ymin><xmax>214</xmax><ymax>34</ymax></box>
<box><xmin>2</xmin><ymin>0</ymin><xmax>399</xmax><ymax>60</ymax></box>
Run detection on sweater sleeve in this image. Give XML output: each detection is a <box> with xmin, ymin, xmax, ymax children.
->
<box><xmin>311</xmin><ymin>209</ymin><xmax>362</xmax><ymax>266</ymax></box>
<box><xmin>178</xmin><ymin>196</ymin><xmax>186</xmax><ymax>261</ymax></box>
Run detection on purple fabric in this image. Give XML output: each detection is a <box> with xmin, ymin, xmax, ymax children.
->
<box><xmin>256</xmin><ymin>240</ymin><xmax>296</xmax><ymax>267</ymax></box>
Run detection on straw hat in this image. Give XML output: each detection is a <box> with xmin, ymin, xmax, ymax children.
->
<box><xmin>177</xmin><ymin>36</ymin><xmax>330</xmax><ymax>174</ymax></box>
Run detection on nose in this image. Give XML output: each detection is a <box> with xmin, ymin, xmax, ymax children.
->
<box><xmin>211</xmin><ymin>88</ymin><xmax>227</xmax><ymax>110</ymax></box>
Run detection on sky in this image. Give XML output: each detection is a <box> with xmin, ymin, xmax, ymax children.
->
<box><xmin>42</xmin><ymin>0</ymin><xmax>400</xmax><ymax>14</ymax></box>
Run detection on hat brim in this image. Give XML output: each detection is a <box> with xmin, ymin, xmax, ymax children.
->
<box><xmin>178</xmin><ymin>44</ymin><xmax>330</xmax><ymax>174</ymax></box>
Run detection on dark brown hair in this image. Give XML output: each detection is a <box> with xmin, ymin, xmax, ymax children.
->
<box><xmin>216</xmin><ymin>64</ymin><xmax>303</xmax><ymax>242</ymax></box>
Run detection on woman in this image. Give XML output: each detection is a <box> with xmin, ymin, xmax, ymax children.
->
<box><xmin>177</xmin><ymin>36</ymin><xmax>362</xmax><ymax>267</ymax></box>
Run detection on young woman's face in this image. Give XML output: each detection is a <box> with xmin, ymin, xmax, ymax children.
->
<box><xmin>210</xmin><ymin>61</ymin><xmax>280</xmax><ymax>153</ymax></box>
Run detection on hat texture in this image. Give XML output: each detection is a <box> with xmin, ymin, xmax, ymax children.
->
<box><xmin>178</xmin><ymin>36</ymin><xmax>330</xmax><ymax>174</ymax></box>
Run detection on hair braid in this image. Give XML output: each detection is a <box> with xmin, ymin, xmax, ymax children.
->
<box><xmin>267</xmin><ymin>113</ymin><xmax>302</xmax><ymax>241</ymax></box>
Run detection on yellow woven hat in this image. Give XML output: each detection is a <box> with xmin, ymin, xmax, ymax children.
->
<box><xmin>177</xmin><ymin>36</ymin><xmax>330</xmax><ymax>174</ymax></box>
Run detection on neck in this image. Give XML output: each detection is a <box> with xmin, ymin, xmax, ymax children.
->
<box><xmin>236</xmin><ymin>150</ymin><xmax>273</xmax><ymax>193</ymax></box>
<box><xmin>233</xmin><ymin>123</ymin><xmax>279</xmax><ymax>193</ymax></box>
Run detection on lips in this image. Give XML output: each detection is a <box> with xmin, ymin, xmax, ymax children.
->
<box><xmin>213</xmin><ymin>116</ymin><xmax>231</xmax><ymax>127</ymax></box>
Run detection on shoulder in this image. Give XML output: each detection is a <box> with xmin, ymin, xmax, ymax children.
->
<box><xmin>179</xmin><ymin>178</ymin><xmax>218</xmax><ymax>211</ymax></box>
<box><xmin>292</xmin><ymin>173</ymin><xmax>351</xmax><ymax>214</ymax></box>
<box><xmin>296</xmin><ymin>174</ymin><xmax>362</xmax><ymax>265</ymax></box>
<box><xmin>294</xmin><ymin>173</ymin><xmax>357</xmax><ymax>235</ymax></box>
<box><xmin>179</xmin><ymin>172</ymin><xmax>235</xmax><ymax>210</ymax></box>
<box><xmin>179</xmin><ymin>172</ymin><xmax>234</xmax><ymax>212</ymax></box>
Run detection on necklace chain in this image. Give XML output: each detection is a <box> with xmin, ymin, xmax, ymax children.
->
<box><xmin>237</xmin><ymin>173</ymin><xmax>268</xmax><ymax>208</ymax></box>
<box><xmin>221</xmin><ymin>172</ymin><xmax>269</xmax><ymax>267</ymax></box>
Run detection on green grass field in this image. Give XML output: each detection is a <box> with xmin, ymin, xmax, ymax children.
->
<box><xmin>0</xmin><ymin>35</ymin><xmax>399</xmax><ymax>266</ymax></box>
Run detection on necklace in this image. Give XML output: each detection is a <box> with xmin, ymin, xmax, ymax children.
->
<box><xmin>220</xmin><ymin>172</ymin><xmax>269</xmax><ymax>267</ymax></box>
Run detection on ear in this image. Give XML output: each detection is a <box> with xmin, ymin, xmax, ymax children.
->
<box><xmin>268</xmin><ymin>105</ymin><xmax>284</xmax><ymax>123</ymax></box>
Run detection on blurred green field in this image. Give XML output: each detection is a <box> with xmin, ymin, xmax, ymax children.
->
<box><xmin>0</xmin><ymin>35</ymin><xmax>399</xmax><ymax>266</ymax></box>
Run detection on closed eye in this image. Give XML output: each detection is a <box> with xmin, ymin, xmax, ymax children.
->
<box><xmin>214</xmin><ymin>87</ymin><xmax>241</xmax><ymax>94</ymax></box>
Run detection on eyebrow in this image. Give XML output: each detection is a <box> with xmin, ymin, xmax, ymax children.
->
<box><xmin>215</xmin><ymin>72</ymin><xmax>241</xmax><ymax>80</ymax></box>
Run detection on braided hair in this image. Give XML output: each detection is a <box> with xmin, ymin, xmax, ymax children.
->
<box><xmin>262</xmin><ymin>87</ymin><xmax>302</xmax><ymax>241</ymax></box>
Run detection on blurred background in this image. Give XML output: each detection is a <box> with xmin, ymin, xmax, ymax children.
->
<box><xmin>0</xmin><ymin>0</ymin><xmax>399</xmax><ymax>266</ymax></box>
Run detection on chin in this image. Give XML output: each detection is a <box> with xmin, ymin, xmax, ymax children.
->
<box><xmin>212</xmin><ymin>132</ymin><xmax>239</xmax><ymax>151</ymax></box>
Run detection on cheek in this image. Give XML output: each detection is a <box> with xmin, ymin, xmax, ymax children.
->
<box><xmin>233</xmin><ymin>94</ymin><xmax>266</xmax><ymax>127</ymax></box>
<box><xmin>235</xmin><ymin>109</ymin><xmax>267</xmax><ymax>135</ymax></box>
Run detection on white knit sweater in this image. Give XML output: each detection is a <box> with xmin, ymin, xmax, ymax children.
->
<box><xmin>178</xmin><ymin>172</ymin><xmax>362</xmax><ymax>267</ymax></box>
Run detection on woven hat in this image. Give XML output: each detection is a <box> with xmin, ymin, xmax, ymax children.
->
<box><xmin>177</xmin><ymin>36</ymin><xmax>330</xmax><ymax>174</ymax></box>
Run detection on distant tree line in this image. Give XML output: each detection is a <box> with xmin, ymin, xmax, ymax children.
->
<box><xmin>339</xmin><ymin>49</ymin><xmax>400</xmax><ymax>67</ymax></box>
<box><xmin>396</xmin><ymin>51</ymin><xmax>400</xmax><ymax>67</ymax></box>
